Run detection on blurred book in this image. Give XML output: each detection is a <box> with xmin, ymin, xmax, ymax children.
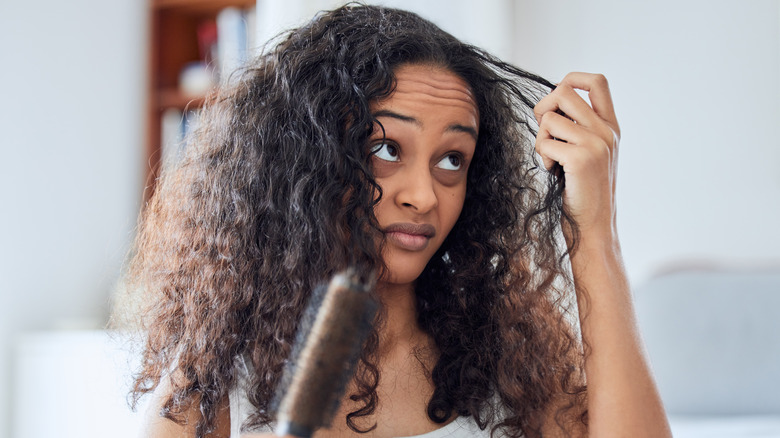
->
<box><xmin>161</xmin><ymin>107</ymin><xmax>183</xmax><ymax>171</ymax></box>
<box><xmin>217</xmin><ymin>6</ymin><xmax>256</xmax><ymax>85</ymax></box>
<box><xmin>177</xmin><ymin>5</ymin><xmax>256</xmax><ymax>94</ymax></box>
<box><xmin>161</xmin><ymin>108</ymin><xmax>200</xmax><ymax>170</ymax></box>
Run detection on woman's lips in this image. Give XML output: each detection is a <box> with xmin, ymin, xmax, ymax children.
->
<box><xmin>384</xmin><ymin>223</ymin><xmax>436</xmax><ymax>251</ymax></box>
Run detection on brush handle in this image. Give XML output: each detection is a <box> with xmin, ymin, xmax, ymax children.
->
<box><xmin>275</xmin><ymin>271</ymin><xmax>377</xmax><ymax>437</ymax></box>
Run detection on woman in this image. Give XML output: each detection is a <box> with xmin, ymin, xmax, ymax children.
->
<box><xmin>128</xmin><ymin>4</ymin><xmax>671</xmax><ymax>437</ymax></box>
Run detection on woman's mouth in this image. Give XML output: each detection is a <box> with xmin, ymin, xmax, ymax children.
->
<box><xmin>383</xmin><ymin>223</ymin><xmax>436</xmax><ymax>251</ymax></box>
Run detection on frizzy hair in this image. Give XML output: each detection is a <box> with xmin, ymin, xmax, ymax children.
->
<box><xmin>123</xmin><ymin>4</ymin><xmax>587</xmax><ymax>437</ymax></box>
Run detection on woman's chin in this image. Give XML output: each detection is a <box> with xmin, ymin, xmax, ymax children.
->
<box><xmin>377</xmin><ymin>265</ymin><xmax>425</xmax><ymax>289</ymax></box>
<box><xmin>376</xmin><ymin>245</ymin><xmax>434</xmax><ymax>289</ymax></box>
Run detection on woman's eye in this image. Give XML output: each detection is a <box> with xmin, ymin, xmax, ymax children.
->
<box><xmin>436</xmin><ymin>153</ymin><xmax>463</xmax><ymax>171</ymax></box>
<box><xmin>370</xmin><ymin>142</ymin><xmax>400</xmax><ymax>162</ymax></box>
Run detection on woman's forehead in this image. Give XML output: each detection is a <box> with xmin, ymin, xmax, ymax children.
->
<box><xmin>371</xmin><ymin>64</ymin><xmax>479</xmax><ymax>126</ymax></box>
<box><xmin>393</xmin><ymin>64</ymin><xmax>475</xmax><ymax>105</ymax></box>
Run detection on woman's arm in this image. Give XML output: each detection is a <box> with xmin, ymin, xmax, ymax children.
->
<box><xmin>534</xmin><ymin>72</ymin><xmax>672</xmax><ymax>437</ymax></box>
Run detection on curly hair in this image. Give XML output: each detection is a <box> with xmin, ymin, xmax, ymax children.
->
<box><xmin>123</xmin><ymin>4</ymin><xmax>587</xmax><ymax>437</ymax></box>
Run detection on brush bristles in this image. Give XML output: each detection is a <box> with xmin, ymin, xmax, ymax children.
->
<box><xmin>275</xmin><ymin>270</ymin><xmax>377</xmax><ymax>437</ymax></box>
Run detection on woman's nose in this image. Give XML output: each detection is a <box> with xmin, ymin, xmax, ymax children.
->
<box><xmin>396</xmin><ymin>166</ymin><xmax>438</xmax><ymax>214</ymax></box>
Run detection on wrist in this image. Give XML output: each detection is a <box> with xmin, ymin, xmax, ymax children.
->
<box><xmin>569</xmin><ymin>227</ymin><xmax>626</xmax><ymax>285</ymax></box>
<box><xmin>576</xmin><ymin>228</ymin><xmax>621</xmax><ymax>256</ymax></box>
<box><xmin>565</xmin><ymin>215</ymin><xmax>620</xmax><ymax>255</ymax></box>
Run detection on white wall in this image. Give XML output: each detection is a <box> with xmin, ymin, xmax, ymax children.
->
<box><xmin>13</xmin><ymin>331</ymin><xmax>150</xmax><ymax>438</ymax></box>
<box><xmin>257</xmin><ymin>0</ymin><xmax>515</xmax><ymax>60</ymax></box>
<box><xmin>0</xmin><ymin>1</ymin><xmax>146</xmax><ymax>437</ymax></box>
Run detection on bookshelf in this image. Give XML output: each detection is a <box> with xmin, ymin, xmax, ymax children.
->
<box><xmin>145</xmin><ymin>0</ymin><xmax>255</xmax><ymax>201</ymax></box>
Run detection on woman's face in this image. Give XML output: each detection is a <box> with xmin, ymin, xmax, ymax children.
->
<box><xmin>369</xmin><ymin>64</ymin><xmax>479</xmax><ymax>287</ymax></box>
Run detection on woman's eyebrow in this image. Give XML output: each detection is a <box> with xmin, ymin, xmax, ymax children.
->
<box><xmin>373</xmin><ymin>109</ymin><xmax>420</xmax><ymax>126</ymax></box>
<box><xmin>372</xmin><ymin>109</ymin><xmax>478</xmax><ymax>140</ymax></box>
<box><xmin>447</xmin><ymin>124</ymin><xmax>478</xmax><ymax>140</ymax></box>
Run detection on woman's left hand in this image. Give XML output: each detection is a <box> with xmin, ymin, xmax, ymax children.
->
<box><xmin>534</xmin><ymin>72</ymin><xmax>621</xmax><ymax>243</ymax></box>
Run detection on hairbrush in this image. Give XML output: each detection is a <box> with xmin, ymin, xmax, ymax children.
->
<box><xmin>274</xmin><ymin>269</ymin><xmax>377</xmax><ymax>437</ymax></box>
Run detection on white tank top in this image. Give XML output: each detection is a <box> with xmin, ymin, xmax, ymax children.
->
<box><xmin>228</xmin><ymin>356</ymin><xmax>496</xmax><ymax>437</ymax></box>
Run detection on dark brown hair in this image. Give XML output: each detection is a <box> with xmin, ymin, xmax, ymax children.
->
<box><xmin>123</xmin><ymin>4</ymin><xmax>586</xmax><ymax>437</ymax></box>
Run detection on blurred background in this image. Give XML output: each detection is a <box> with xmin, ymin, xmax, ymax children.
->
<box><xmin>0</xmin><ymin>0</ymin><xmax>778</xmax><ymax>437</ymax></box>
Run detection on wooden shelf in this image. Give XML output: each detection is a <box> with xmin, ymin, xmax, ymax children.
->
<box><xmin>144</xmin><ymin>0</ymin><xmax>254</xmax><ymax>202</ymax></box>
<box><xmin>157</xmin><ymin>87</ymin><xmax>206</xmax><ymax>110</ymax></box>
<box><xmin>153</xmin><ymin>0</ymin><xmax>254</xmax><ymax>12</ymax></box>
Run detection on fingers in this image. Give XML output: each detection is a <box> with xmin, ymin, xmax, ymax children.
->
<box><xmin>538</xmin><ymin>111</ymin><xmax>581</xmax><ymax>145</ymax></box>
<box><xmin>535</xmin><ymin>136</ymin><xmax>610</xmax><ymax>175</ymax></box>
<box><xmin>559</xmin><ymin>72</ymin><xmax>618</xmax><ymax>132</ymax></box>
<box><xmin>535</xmin><ymin>111</ymin><xmax>610</xmax><ymax>172</ymax></box>
<box><xmin>534</xmin><ymin>83</ymin><xmax>599</xmax><ymax>129</ymax></box>
<box><xmin>534</xmin><ymin>72</ymin><xmax>620</xmax><ymax>141</ymax></box>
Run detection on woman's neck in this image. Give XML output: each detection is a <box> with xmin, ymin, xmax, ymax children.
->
<box><xmin>374</xmin><ymin>282</ymin><xmax>431</xmax><ymax>356</ymax></box>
